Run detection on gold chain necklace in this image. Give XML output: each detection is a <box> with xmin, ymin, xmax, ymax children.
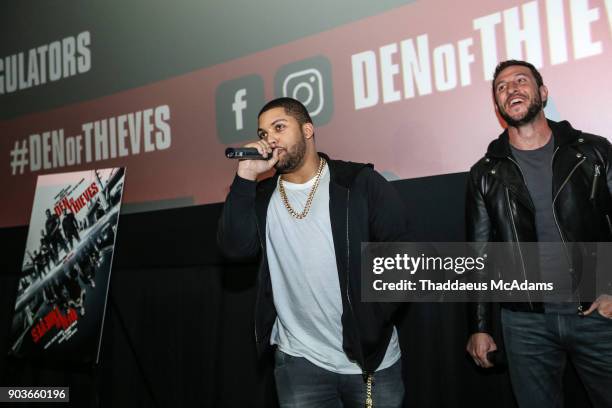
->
<box><xmin>278</xmin><ymin>158</ymin><xmax>326</xmax><ymax>219</ymax></box>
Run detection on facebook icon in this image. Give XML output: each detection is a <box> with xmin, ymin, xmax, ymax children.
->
<box><xmin>216</xmin><ymin>75</ymin><xmax>264</xmax><ymax>143</ymax></box>
<box><xmin>232</xmin><ymin>89</ymin><xmax>248</xmax><ymax>131</ymax></box>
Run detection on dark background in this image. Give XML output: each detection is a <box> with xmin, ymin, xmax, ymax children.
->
<box><xmin>0</xmin><ymin>172</ymin><xmax>592</xmax><ymax>407</ymax></box>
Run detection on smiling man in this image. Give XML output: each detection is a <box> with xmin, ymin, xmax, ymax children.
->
<box><xmin>466</xmin><ymin>60</ymin><xmax>612</xmax><ymax>407</ymax></box>
<box><xmin>218</xmin><ymin>97</ymin><xmax>409</xmax><ymax>407</ymax></box>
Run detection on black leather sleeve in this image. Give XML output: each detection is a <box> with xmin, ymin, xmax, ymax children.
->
<box><xmin>466</xmin><ymin>166</ymin><xmax>493</xmax><ymax>334</ymax></box>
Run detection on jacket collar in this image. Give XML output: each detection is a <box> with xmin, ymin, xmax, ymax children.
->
<box><xmin>486</xmin><ymin>119</ymin><xmax>583</xmax><ymax>159</ymax></box>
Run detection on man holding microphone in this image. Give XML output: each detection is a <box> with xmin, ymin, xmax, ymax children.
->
<box><xmin>218</xmin><ymin>97</ymin><xmax>410</xmax><ymax>407</ymax></box>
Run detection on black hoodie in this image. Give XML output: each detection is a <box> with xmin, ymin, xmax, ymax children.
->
<box><xmin>217</xmin><ymin>152</ymin><xmax>411</xmax><ymax>375</ymax></box>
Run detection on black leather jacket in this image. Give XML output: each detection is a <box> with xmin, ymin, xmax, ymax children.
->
<box><xmin>467</xmin><ymin>120</ymin><xmax>612</xmax><ymax>334</ymax></box>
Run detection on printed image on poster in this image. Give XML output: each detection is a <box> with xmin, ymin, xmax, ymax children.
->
<box><xmin>8</xmin><ymin>168</ymin><xmax>125</xmax><ymax>364</ymax></box>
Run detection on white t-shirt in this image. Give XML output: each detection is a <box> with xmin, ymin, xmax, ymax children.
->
<box><xmin>266</xmin><ymin>164</ymin><xmax>400</xmax><ymax>374</ymax></box>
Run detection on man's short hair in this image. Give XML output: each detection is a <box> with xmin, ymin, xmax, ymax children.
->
<box><xmin>258</xmin><ymin>97</ymin><xmax>313</xmax><ymax>126</ymax></box>
<box><xmin>492</xmin><ymin>60</ymin><xmax>544</xmax><ymax>92</ymax></box>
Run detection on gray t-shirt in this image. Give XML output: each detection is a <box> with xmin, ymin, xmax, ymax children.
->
<box><xmin>510</xmin><ymin>136</ymin><xmax>576</xmax><ymax>314</ymax></box>
<box><xmin>266</xmin><ymin>164</ymin><xmax>400</xmax><ymax>373</ymax></box>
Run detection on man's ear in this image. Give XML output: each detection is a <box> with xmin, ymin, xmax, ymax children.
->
<box><xmin>302</xmin><ymin>123</ymin><xmax>314</xmax><ymax>139</ymax></box>
<box><xmin>493</xmin><ymin>94</ymin><xmax>500</xmax><ymax>114</ymax></box>
<box><xmin>540</xmin><ymin>84</ymin><xmax>548</xmax><ymax>106</ymax></box>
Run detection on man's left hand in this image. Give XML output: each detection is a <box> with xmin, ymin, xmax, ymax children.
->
<box><xmin>583</xmin><ymin>294</ymin><xmax>612</xmax><ymax>318</ymax></box>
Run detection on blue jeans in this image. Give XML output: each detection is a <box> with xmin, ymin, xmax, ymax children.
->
<box><xmin>273</xmin><ymin>349</ymin><xmax>404</xmax><ymax>408</ymax></box>
<box><xmin>502</xmin><ymin>309</ymin><xmax>612</xmax><ymax>408</ymax></box>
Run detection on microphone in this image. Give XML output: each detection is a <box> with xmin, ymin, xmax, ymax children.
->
<box><xmin>225</xmin><ymin>147</ymin><xmax>266</xmax><ymax>160</ymax></box>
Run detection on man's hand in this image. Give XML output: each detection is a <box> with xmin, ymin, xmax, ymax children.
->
<box><xmin>236</xmin><ymin>139</ymin><xmax>279</xmax><ymax>181</ymax></box>
<box><xmin>466</xmin><ymin>333</ymin><xmax>497</xmax><ymax>368</ymax></box>
<box><xmin>583</xmin><ymin>294</ymin><xmax>612</xmax><ymax>319</ymax></box>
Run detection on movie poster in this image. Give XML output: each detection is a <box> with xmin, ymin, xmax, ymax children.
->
<box><xmin>8</xmin><ymin>168</ymin><xmax>125</xmax><ymax>364</ymax></box>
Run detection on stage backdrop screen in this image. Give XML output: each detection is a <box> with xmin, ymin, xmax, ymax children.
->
<box><xmin>1</xmin><ymin>0</ymin><xmax>611</xmax><ymax>227</ymax></box>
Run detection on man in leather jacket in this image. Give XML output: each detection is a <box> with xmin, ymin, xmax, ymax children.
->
<box><xmin>218</xmin><ymin>98</ymin><xmax>409</xmax><ymax>407</ymax></box>
<box><xmin>465</xmin><ymin>60</ymin><xmax>612</xmax><ymax>408</ymax></box>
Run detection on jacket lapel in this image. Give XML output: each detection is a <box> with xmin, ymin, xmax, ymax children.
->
<box><xmin>550</xmin><ymin>121</ymin><xmax>585</xmax><ymax>198</ymax></box>
<box><xmin>486</xmin><ymin>129</ymin><xmax>534</xmax><ymax>211</ymax></box>
<box><xmin>490</xmin><ymin>161</ymin><xmax>535</xmax><ymax>211</ymax></box>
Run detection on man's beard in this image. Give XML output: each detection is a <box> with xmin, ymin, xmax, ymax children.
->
<box><xmin>274</xmin><ymin>135</ymin><xmax>306</xmax><ymax>174</ymax></box>
<box><xmin>498</xmin><ymin>92</ymin><xmax>543</xmax><ymax>127</ymax></box>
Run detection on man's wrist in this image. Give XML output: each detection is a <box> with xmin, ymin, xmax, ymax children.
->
<box><xmin>237</xmin><ymin>168</ymin><xmax>258</xmax><ymax>181</ymax></box>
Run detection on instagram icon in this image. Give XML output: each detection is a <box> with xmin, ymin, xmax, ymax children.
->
<box><xmin>275</xmin><ymin>56</ymin><xmax>334</xmax><ymax>126</ymax></box>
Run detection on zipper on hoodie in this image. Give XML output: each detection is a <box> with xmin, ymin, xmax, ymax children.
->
<box><xmin>344</xmin><ymin>189</ymin><xmax>363</xmax><ymax>364</ymax></box>
<box><xmin>342</xmin><ymin>189</ymin><xmax>374</xmax><ymax>406</ymax></box>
